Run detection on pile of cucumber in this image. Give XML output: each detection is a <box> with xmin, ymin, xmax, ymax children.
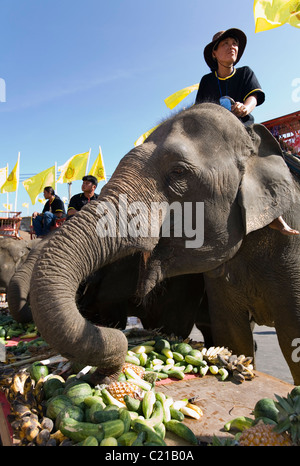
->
<box><xmin>126</xmin><ymin>337</ymin><xmax>229</xmax><ymax>382</ymax></box>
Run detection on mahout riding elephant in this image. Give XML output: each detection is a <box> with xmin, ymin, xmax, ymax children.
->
<box><xmin>28</xmin><ymin>102</ymin><xmax>300</xmax><ymax>384</ymax></box>
<box><xmin>0</xmin><ymin>237</ymin><xmax>40</xmax><ymax>294</ymax></box>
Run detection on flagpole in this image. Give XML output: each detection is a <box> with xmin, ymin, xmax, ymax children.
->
<box><xmin>85</xmin><ymin>148</ymin><xmax>91</xmax><ymax>175</ymax></box>
<box><xmin>14</xmin><ymin>152</ymin><xmax>20</xmax><ymax>213</ymax></box>
<box><xmin>100</xmin><ymin>145</ymin><xmax>107</xmax><ymax>185</ymax></box>
<box><xmin>68</xmin><ymin>183</ymin><xmax>72</xmax><ymax>202</ymax></box>
<box><xmin>54</xmin><ymin>162</ymin><xmax>57</xmax><ymax>193</ymax></box>
<box><xmin>6</xmin><ymin>164</ymin><xmax>9</xmax><ymax>217</ymax></box>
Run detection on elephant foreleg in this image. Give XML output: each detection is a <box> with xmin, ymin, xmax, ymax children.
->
<box><xmin>204</xmin><ymin>276</ymin><xmax>256</xmax><ymax>361</ymax></box>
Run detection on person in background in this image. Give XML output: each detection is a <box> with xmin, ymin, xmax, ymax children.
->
<box><xmin>195</xmin><ymin>28</ymin><xmax>299</xmax><ymax>236</ymax></box>
<box><xmin>67</xmin><ymin>175</ymin><xmax>98</xmax><ymax>218</ymax></box>
<box><xmin>32</xmin><ymin>186</ymin><xmax>65</xmax><ymax>237</ymax></box>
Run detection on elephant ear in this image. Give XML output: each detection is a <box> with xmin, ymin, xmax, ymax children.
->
<box><xmin>238</xmin><ymin>123</ymin><xmax>296</xmax><ymax>235</ymax></box>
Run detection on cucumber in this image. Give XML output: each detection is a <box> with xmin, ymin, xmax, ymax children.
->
<box><xmin>154</xmin><ymin>422</ymin><xmax>166</xmax><ymax>439</ymax></box>
<box><xmin>84</xmin><ymin>395</ymin><xmax>106</xmax><ymax>409</ymax></box>
<box><xmin>125</xmin><ymin>354</ymin><xmax>140</xmax><ymax>365</ymax></box>
<box><xmin>46</xmin><ymin>395</ymin><xmax>73</xmax><ymax>420</ymax></box>
<box><xmin>124</xmin><ymin>394</ymin><xmax>142</xmax><ymax>413</ymax></box>
<box><xmin>119</xmin><ymin>408</ymin><xmax>132</xmax><ymax>432</ymax></box>
<box><xmin>81</xmin><ymin>436</ymin><xmax>99</xmax><ymax>446</ymax></box>
<box><xmin>170</xmin><ymin>407</ymin><xmax>185</xmax><ymax>421</ymax></box>
<box><xmin>188</xmin><ymin>349</ymin><xmax>203</xmax><ymax>359</ymax></box>
<box><xmin>172</xmin><ymin>351</ymin><xmax>185</xmax><ymax>362</ymax></box>
<box><xmin>185</xmin><ymin>355</ymin><xmax>207</xmax><ymax>367</ymax></box>
<box><xmin>100</xmin><ymin>437</ymin><xmax>118</xmax><ymax>446</ymax></box>
<box><xmin>63</xmin><ymin>381</ymin><xmax>93</xmax><ymax>407</ymax></box>
<box><xmin>172</xmin><ymin>342</ymin><xmax>193</xmax><ymax>356</ymax></box>
<box><xmin>59</xmin><ymin>417</ymin><xmax>104</xmax><ymax>443</ymax></box>
<box><xmin>142</xmin><ymin>390</ymin><xmax>156</xmax><ymax>419</ymax></box>
<box><xmin>253</xmin><ymin>398</ymin><xmax>279</xmax><ymax>422</ymax></box>
<box><xmin>134</xmin><ymin>400</ymin><xmax>164</xmax><ymax>428</ymax></box>
<box><xmin>101</xmin><ymin>419</ymin><xmax>125</xmax><ymax>439</ymax></box>
<box><xmin>43</xmin><ymin>376</ymin><xmax>65</xmax><ymax>399</ymax></box>
<box><xmin>154</xmin><ymin>339</ymin><xmax>170</xmax><ymax>353</ymax></box>
<box><xmin>90</xmin><ymin>404</ymin><xmax>119</xmax><ymax>423</ymax></box>
<box><xmin>29</xmin><ymin>361</ymin><xmax>49</xmax><ymax>382</ymax></box>
<box><xmin>165</xmin><ymin>420</ymin><xmax>198</xmax><ymax>445</ymax></box>
<box><xmin>117</xmin><ymin>431</ymin><xmax>138</xmax><ymax>446</ymax></box>
<box><xmin>167</xmin><ymin>369</ymin><xmax>185</xmax><ymax>380</ymax></box>
<box><xmin>55</xmin><ymin>405</ymin><xmax>85</xmax><ymax>430</ymax></box>
<box><xmin>133</xmin><ymin>420</ymin><xmax>167</xmax><ymax>446</ymax></box>
<box><xmin>131</xmin><ymin>431</ymin><xmax>146</xmax><ymax>446</ymax></box>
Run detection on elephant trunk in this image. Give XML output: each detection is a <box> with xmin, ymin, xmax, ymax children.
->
<box><xmin>7</xmin><ymin>239</ymin><xmax>45</xmax><ymax>323</ymax></box>
<box><xmin>30</xmin><ymin>144</ymin><xmax>161</xmax><ymax>380</ymax></box>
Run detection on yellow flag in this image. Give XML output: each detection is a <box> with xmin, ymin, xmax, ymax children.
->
<box><xmin>1</xmin><ymin>156</ymin><xmax>20</xmax><ymax>193</ymax></box>
<box><xmin>89</xmin><ymin>146</ymin><xmax>106</xmax><ymax>181</ymax></box>
<box><xmin>3</xmin><ymin>203</ymin><xmax>12</xmax><ymax>210</ymax></box>
<box><xmin>134</xmin><ymin>125</ymin><xmax>160</xmax><ymax>147</ymax></box>
<box><xmin>22</xmin><ymin>165</ymin><xmax>56</xmax><ymax>205</ymax></box>
<box><xmin>0</xmin><ymin>166</ymin><xmax>7</xmax><ymax>190</ymax></box>
<box><xmin>164</xmin><ymin>84</ymin><xmax>199</xmax><ymax>110</ymax></box>
<box><xmin>254</xmin><ymin>0</ymin><xmax>300</xmax><ymax>32</ymax></box>
<box><xmin>57</xmin><ymin>151</ymin><xmax>90</xmax><ymax>184</ymax></box>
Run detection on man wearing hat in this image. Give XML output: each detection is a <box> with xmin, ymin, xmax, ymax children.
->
<box><xmin>195</xmin><ymin>28</ymin><xmax>265</xmax><ymax>126</ymax></box>
<box><xmin>196</xmin><ymin>28</ymin><xmax>298</xmax><ymax>235</ymax></box>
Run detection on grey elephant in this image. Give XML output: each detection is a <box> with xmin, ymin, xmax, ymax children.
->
<box><xmin>28</xmin><ymin>102</ymin><xmax>300</xmax><ymax>385</ymax></box>
<box><xmin>8</xmin><ymin>241</ymin><xmax>212</xmax><ymax>343</ymax></box>
<box><xmin>0</xmin><ymin>237</ymin><xmax>40</xmax><ymax>294</ymax></box>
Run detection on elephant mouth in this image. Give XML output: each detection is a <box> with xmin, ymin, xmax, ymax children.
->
<box><xmin>136</xmin><ymin>241</ymin><xmax>175</xmax><ymax>298</ymax></box>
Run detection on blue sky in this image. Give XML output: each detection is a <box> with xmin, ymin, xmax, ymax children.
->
<box><xmin>0</xmin><ymin>0</ymin><xmax>299</xmax><ymax>215</ymax></box>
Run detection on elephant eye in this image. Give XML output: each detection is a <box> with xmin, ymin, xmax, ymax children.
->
<box><xmin>165</xmin><ymin>164</ymin><xmax>189</xmax><ymax>197</ymax></box>
<box><xmin>168</xmin><ymin>165</ymin><xmax>186</xmax><ymax>177</ymax></box>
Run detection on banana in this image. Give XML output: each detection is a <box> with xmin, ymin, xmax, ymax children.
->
<box><xmin>224</xmin><ymin>416</ymin><xmax>254</xmax><ymax>432</ymax></box>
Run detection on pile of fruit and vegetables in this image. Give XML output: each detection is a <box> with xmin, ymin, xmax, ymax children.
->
<box><xmin>0</xmin><ymin>310</ymin><xmax>298</xmax><ymax>446</ymax></box>
<box><xmin>215</xmin><ymin>386</ymin><xmax>300</xmax><ymax>446</ymax></box>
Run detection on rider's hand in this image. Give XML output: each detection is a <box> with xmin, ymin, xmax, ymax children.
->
<box><xmin>231</xmin><ymin>101</ymin><xmax>249</xmax><ymax>117</ymax></box>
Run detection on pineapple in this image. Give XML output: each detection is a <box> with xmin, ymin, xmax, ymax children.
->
<box><xmin>239</xmin><ymin>421</ymin><xmax>292</xmax><ymax>446</ymax></box>
<box><xmin>121</xmin><ymin>363</ymin><xmax>145</xmax><ymax>378</ymax></box>
<box><xmin>273</xmin><ymin>393</ymin><xmax>300</xmax><ymax>445</ymax></box>
<box><xmin>107</xmin><ymin>381</ymin><xmax>144</xmax><ymax>403</ymax></box>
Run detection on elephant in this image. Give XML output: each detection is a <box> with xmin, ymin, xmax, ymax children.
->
<box><xmin>77</xmin><ymin>254</ymin><xmax>212</xmax><ymax>344</ymax></box>
<box><xmin>28</xmin><ymin>102</ymin><xmax>300</xmax><ymax>385</ymax></box>
<box><xmin>0</xmin><ymin>237</ymin><xmax>40</xmax><ymax>294</ymax></box>
<box><xmin>7</xmin><ymin>240</ymin><xmax>212</xmax><ymax>343</ymax></box>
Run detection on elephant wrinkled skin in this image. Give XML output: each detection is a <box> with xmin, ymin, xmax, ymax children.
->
<box><xmin>0</xmin><ymin>237</ymin><xmax>40</xmax><ymax>294</ymax></box>
<box><xmin>29</xmin><ymin>103</ymin><xmax>300</xmax><ymax>384</ymax></box>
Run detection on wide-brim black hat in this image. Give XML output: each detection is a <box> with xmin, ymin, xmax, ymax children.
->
<box><xmin>204</xmin><ymin>28</ymin><xmax>247</xmax><ymax>70</ymax></box>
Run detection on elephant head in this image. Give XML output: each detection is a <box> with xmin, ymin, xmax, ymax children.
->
<box><xmin>29</xmin><ymin>103</ymin><xmax>296</xmax><ymax>383</ymax></box>
<box><xmin>0</xmin><ymin>237</ymin><xmax>39</xmax><ymax>294</ymax></box>
<box><xmin>6</xmin><ymin>237</ymin><xmax>45</xmax><ymax>323</ymax></box>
